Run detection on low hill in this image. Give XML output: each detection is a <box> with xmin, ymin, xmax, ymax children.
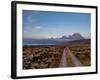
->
<box><xmin>64</xmin><ymin>39</ymin><xmax>90</xmax><ymax>46</ymax></box>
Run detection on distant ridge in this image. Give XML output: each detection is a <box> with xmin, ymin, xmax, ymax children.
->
<box><xmin>23</xmin><ymin>33</ymin><xmax>86</xmax><ymax>45</ymax></box>
<box><xmin>64</xmin><ymin>39</ymin><xmax>90</xmax><ymax>46</ymax></box>
<box><xmin>60</xmin><ymin>33</ymin><xmax>84</xmax><ymax>40</ymax></box>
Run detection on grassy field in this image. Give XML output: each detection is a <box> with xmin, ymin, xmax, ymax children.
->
<box><xmin>66</xmin><ymin>39</ymin><xmax>91</xmax><ymax>66</ymax></box>
<box><xmin>23</xmin><ymin>45</ymin><xmax>64</xmax><ymax>69</ymax></box>
<box><xmin>23</xmin><ymin>39</ymin><xmax>91</xmax><ymax>69</ymax></box>
<box><xmin>69</xmin><ymin>45</ymin><xmax>90</xmax><ymax>66</ymax></box>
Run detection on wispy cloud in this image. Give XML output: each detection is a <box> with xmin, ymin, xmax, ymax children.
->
<box><xmin>28</xmin><ymin>16</ymin><xmax>33</xmax><ymax>24</ymax></box>
<box><xmin>35</xmin><ymin>26</ymin><xmax>42</xmax><ymax>29</ymax></box>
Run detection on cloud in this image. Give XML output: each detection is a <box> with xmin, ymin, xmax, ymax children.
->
<box><xmin>35</xmin><ymin>26</ymin><xmax>41</xmax><ymax>29</ymax></box>
<box><xmin>28</xmin><ymin>16</ymin><xmax>33</xmax><ymax>23</ymax></box>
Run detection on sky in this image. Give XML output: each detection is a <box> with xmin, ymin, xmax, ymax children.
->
<box><xmin>23</xmin><ymin>10</ymin><xmax>91</xmax><ymax>39</ymax></box>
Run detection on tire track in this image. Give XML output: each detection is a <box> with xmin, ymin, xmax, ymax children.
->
<box><xmin>67</xmin><ymin>48</ymin><xmax>83</xmax><ymax>66</ymax></box>
<box><xmin>59</xmin><ymin>48</ymin><xmax>67</xmax><ymax>67</ymax></box>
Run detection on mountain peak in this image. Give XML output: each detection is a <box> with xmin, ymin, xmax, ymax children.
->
<box><xmin>71</xmin><ymin>33</ymin><xmax>84</xmax><ymax>39</ymax></box>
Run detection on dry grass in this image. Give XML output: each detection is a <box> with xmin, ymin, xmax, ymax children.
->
<box><xmin>23</xmin><ymin>45</ymin><xmax>64</xmax><ymax>69</ymax></box>
<box><xmin>69</xmin><ymin>45</ymin><xmax>91</xmax><ymax>66</ymax></box>
<box><xmin>23</xmin><ymin>39</ymin><xmax>91</xmax><ymax>69</ymax></box>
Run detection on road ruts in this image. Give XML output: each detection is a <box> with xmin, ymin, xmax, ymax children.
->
<box><xmin>67</xmin><ymin>48</ymin><xmax>83</xmax><ymax>66</ymax></box>
<box><xmin>59</xmin><ymin>48</ymin><xmax>67</xmax><ymax>67</ymax></box>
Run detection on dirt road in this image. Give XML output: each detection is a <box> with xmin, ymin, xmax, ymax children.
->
<box><xmin>59</xmin><ymin>48</ymin><xmax>67</xmax><ymax>67</ymax></box>
<box><xmin>67</xmin><ymin>48</ymin><xmax>83</xmax><ymax>66</ymax></box>
<box><xmin>59</xmin><ymin>47</ymin><xmax>82</xmax><ymax>67</ymax></box>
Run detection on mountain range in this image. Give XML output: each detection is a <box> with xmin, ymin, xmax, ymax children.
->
<box><xmin>23</xmin><ymin>33</ymin><xmax>85</xmax><ymax>45</ymax></box>
<box><xmin>60</xmin><ymin>33</ymin><xmax>84</xmax><ymax>40</ymax></box>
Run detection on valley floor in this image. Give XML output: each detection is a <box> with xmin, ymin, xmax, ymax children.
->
<box><xmin>23</xmin><ymin>39</ymin><xmax>91</xmax><ymax>69</ymax></box>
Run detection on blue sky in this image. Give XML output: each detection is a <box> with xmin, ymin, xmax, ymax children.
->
<box><xmin>23</xmin><ymin>10</ymin><xmax>90</xmax><ymax>39</ymax></box>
